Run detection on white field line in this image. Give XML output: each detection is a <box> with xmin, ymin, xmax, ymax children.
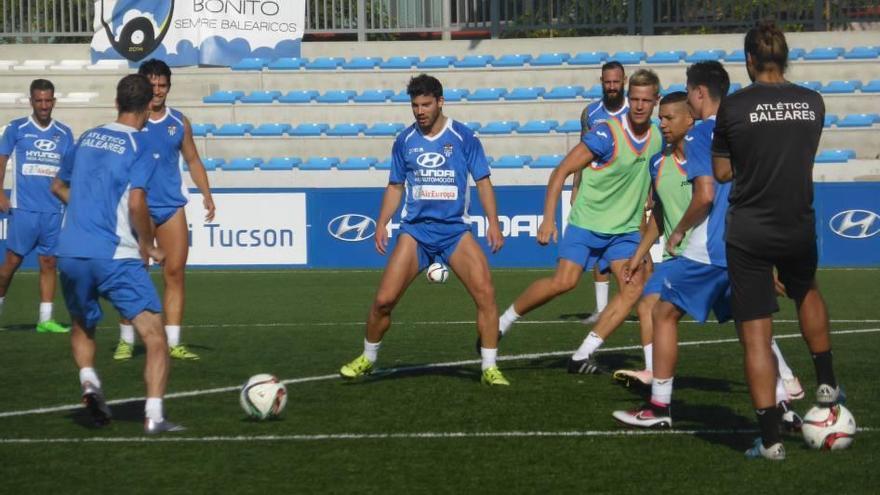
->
<box><xmin>0</xmin><ymin>427</ymin><xmax>875</xmax><ymax>444</ymax></box>
<box><xmin>1</xmin><ymin>327</ymin><xmax>878</xmax><ymax>420</ymax></box>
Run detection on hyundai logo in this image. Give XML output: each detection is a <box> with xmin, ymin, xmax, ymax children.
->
<box><xmin>829</xmin><ymin>209</ymin><xmax>880</xmax><ymax>239</ymax></box>
<box><xmin>34</xmin><ymin>139</ymin><xmax>57</xmax><ymax>152</ymax></box>
<box><xmin>328</xmin><ymin>214</ymin><xmax>376</xmax><ymax>242</ymax></box>
<box><xmin>416</xmin><ymin>152</ymin><xmax>445</xmax><ymax>169</ymax></box>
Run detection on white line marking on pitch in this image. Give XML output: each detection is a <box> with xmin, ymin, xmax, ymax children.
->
<box><xmin>1</xmin><ymin>327</ymin><xmax>877</xmax><ymax>420</ymax></box>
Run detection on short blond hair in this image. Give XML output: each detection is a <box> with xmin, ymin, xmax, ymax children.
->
<box><xmin>628</xmin><ymin>68</ymin><xmax>660</xmax><ymax>95</ymax></box>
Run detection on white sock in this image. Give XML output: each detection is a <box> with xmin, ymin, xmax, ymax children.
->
<box><xmin>499</xmin><ymin>305</ymin><xmax>520</xmax><ymax>336</ymax></box>
<box><xmin>651</xmin><ymin>377</ymin><xmax>674</xmax><ymax>406</ymax></box>
<box><xmin>572</xmin><ymin>331</ymin><xmax>604</xmax><ymax>360</ymax></box>
<box><xmin>775</xmin><ymin>377</ymin><xmax>789</xmax><ymax>404</ymax></box>
<box><xmin>120</xmin><ymin>324</ymin><xmax>135</xmax><ymax>345</ymax></box>
<box><xmin>0</xmin><ymin>296</ymin><xmax>4</xmax><ymax>316</ymax></box>
<box><xmin>363</xmin><ymin>338</ymin><xmax>381</xmax><ymax>363</ymax></box>
<box><xmin>165</xmin><ymin>325</ymin><xmax>181</xmax><ymax>347</ymax></box>
<box><xmin>643</xmin><ymin>343</ymin><xmax>654</xmax><ymax>372</ymax></box>
<box><xmin>145</xmin><ymin>397</ymin><xmax>164</xmax><ymax>422</ymax></box>
<box><xmin>480</xmin><ymin>347</ymin><xmax>497</xmax><ymax>371</ymax></box>
<box><xmin>79</xmin><ymin>367</ymin><xmax>102</xmax><ymax>389</ymax></box>
<box><xmin>770</xmin><ymin>339</ymin><xmax>794</xmax><ymax>380</ymax></box>
<box><xmin>595</xmin><ymin>280</ymin><xmax>610</xmax><ymax>313</ymax></box>
<box><xmin>38</xmin><ymin>302</ymin><xmax>53</xmax><ymax>323</ymax></box>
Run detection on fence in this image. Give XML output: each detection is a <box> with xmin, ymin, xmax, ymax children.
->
<box><xmin>1</xmin><ymin>0</ymin><xmax>878</xmax><ymax>41</ymax></box>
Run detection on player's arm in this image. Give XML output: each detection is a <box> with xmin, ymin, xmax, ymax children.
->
<box><xmin>666</xmin><ymin>176</ymin><xmax>713</xmax><ymax>255</ymax></box>
<box><xmin>475</xmin><ymin>176</ymin><xmax>503</xmax><ymax>253</ymax></box>
<box><xmin>129</xmin><ymin>187</ymin><xmax>163</xmax><ymax>265</ymax></box>
<box><xmin>0</xmin><ymin>155</ymin><xmax>9</xmax><ymax>212</ymax></box>
<box><xmin>713</xmin><ymin>156</ymin><xmax>733</xmax><ymax>183</ymax></box>
<box><xmin>181</xmin><ymin>115</ymin><xmax>216</xmax><ymax>221</ymax></box>
<box><xmin>50</xmin><ymin>177</ymin><xmax>70</xmax><ymax>204</ymax></box>
<box><xmin>625</xmin><ymin>200</ymin><xmax>663</xmax><ymax>283</ymax></box>
<box><xmin>539</xmin><ymin>142</ymin><xmax>593</xmax><ymax>245</ymax></box>
<box><xmin>711</xmin><ymin>103</ymin><xmax>733</xmax><ymax>183</ymax></box>
<box><xmin>374</xmin><ymin>183</ymin><xmax>404</xmax><ymax>255</ymax></box>
<box><xmin>50</xmin><ymin>140</ymin><xmax>77</xmax><ymax>205</ymax></box>
<box><xmin>570</xmin><ymin>106</ymin><xmax>591</xmax><ymax>202</ymax></box>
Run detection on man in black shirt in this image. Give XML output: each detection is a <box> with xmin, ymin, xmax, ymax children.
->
<box><xmin>712</xmin><ymin>21</ymin><xmax>843</xmax><ymax>460</ymax></box>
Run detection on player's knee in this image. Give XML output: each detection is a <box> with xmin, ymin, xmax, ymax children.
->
<box><xmin>371</xmin><ymin>295</ymin><xmax>397</xmax><ymax>316</ymax></box>
<box><xmin>637</xmin><ymin>298</ymin><xmax>654</xmax><ymax>318</ymax></box>
<box><xmin>38</xmin><ymin>256</ymin><xmax>56</xmax><ymax>270</ymax></box>
<box><xmin>163</xmin><ymin>263</ymin><xmax>185</xmax><ymax>284</ymax></box>
<box><xmin>471</xmin><ymin>282</ymin><xmax>496</xmax><ymax>308</ymax></box>
<box><xmin>550</xmin><ymin>274</ymin><xmax>578</xmax><ymax>294</ymax></box>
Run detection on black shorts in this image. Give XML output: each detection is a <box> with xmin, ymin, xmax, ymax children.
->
<box><xmin>726</xmin><ymin>241</ymin><xmax>817</xmax><ymax>321</ymax></box>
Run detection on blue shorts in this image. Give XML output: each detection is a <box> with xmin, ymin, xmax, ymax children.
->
<box><xmin>659</xmin><ymin>257</ymin><xmax>731</xmax><ymax>323</ymax></box>
<box><xmin>6</xmin><ymin>209</ymin><xmax>61</xmax><ymax>257</ymax></box>
<box><xmin>58</xmin><ymin>257</ymin><xmax>162</xmax><ymax>329</ymax></box>
<box><xmin>643</xmin><ymin>257</ymin><xmax>687</xmax><ymax>296</ymax></box>
<box><xmin>149</xmin><ymin>205</ymin><xmax>181</xmax><ymax>226</ymax></box>
<box><xmin>558</xmin><ymin>224</ymin><xmax>639</xmax><ymax>272</ymax></box>
<box><xmin>399</xmin><ymin>222</ymin><xmax>470</xmax><ymax>272</ymax></box>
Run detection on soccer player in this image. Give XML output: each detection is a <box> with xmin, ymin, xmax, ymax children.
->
<box><xmin>575</xmin><ymin>61</ymin><xmax>629</xmax><ymax>325</ymax></box>
<box><xmin>712</xmin><ymin>21</ymin><xmax>841</xmax><ymax>460</ymax></box>
<box><xmin>113</xmin><ymin>59</ymin><xmax>216</xmax><ymax>362</ymax></box>
<box><xmin>498</xmin><ymin>69</ymin><xmax>664</xmax><ymax>374</ymax></box>
<box><xmin>0</xmin><ymin>79</ymin><xmax>73</xmax><ymax>333</ymax></box>
<box><xmin>338</xmin><ymin>74</ymin><xmax>509</xmax><ymax>386</ymax></box>
<box><xmin>51</xmin><ymin>74</ymin><xmax>182</xmax><ymax>434</ymax></box>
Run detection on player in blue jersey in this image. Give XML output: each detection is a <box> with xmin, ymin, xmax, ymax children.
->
<box><xmin>50</xmin><ymin>74</ymin><xmax>183</xmax><ymax>434</ymax></box>
<box><xmin>113</xmin><ymin>59</ymin><xmax>216</xmax><ymax>362</ymax></box>
<box><xmin>0</xmin><ymin>79</ymin><xmax>73</xmax><ymax>333</ymax></box>
<box><xmin>339</xmin><ymin>74</ymin><xmax>509</xmax><ymax>386</ymax></box>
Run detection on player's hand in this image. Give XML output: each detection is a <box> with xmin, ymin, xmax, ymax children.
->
<box><xmin>537</xmin><ymin>219</ymin><xmax>557</xmax><ymax>246</ymax></box>
<box><xmin>203</xmin><ymin>194</ymin><xmax>216</xmax><ymax>222</ymax></box>
<box><xmin>773</xmin><ymin>274</ymin><xmax>788</xmax><ymax>297</ymax></box>
<box><xmin>0</xmin><ymin>191</ymin><xmax>10</xmax><ymax>213</ymax></box>
<box><xmin>139</xmin><ymin>243</ymin><xmax>165</xmax><ymax>266</ymax></box>
<box><xmin>486</xmin><ymin>222</ymin><xmax>504</xmax><ymax>253</ymax></box>
<box><xmin>374</xmin><ymin>223</ymin><xmax>389</xmax><ymax>255</ymax></box>
<box><xmin>665</xmin><ymin>230</ymin><xmax>684</xmax><ymax>256</ymax></box>
<box><xmin>623</xmin><ymin>255</ymin><xmax>644</xmax><ymax>284</ymax></box>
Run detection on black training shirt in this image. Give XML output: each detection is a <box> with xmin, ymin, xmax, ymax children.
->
<box><xmin>712</xmin><ymin>81</ymin><xmax>825</xmax><ymax>252</ymax></box>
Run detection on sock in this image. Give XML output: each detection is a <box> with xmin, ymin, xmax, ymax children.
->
<box><xmin>775</xmin><ymin>377</ymin><xmax>789</xmax><ymax>404</ymax></box>
<box><xmin>770</xmin><ymin>339</ymin><xmax>794</xmax><ymax>380</ymax></box>
<box><xmin>120</xmin><ymin>324</ymin><xmax>135</xmax><ymax>345</ymax></box>
<box><xmin>572</xmin><ymin>331</ymin><xmax>603</xmax><ymax>361</ymax></box>
<box><xmin>480</xmin><ymin>347</ymin><xmax>497</xmax><ymax>371</ymax></box>
<box><xmin>0</xmin><ymin>296</ymin><xmax>5</xmax><ymax>316</ymax></box>
<box><xmin>145</xmin><ymin>397</ymin><xmax>164</xmax><ymax>422</ymax></box>
<box><xmin>79</xmin><ymin>367</ymin><xmax>102</xmax><ymax>389</ymax></box>
<box><xmin>499</xmin><ymin>305</ymin><xmax>520</xmax><ymax>336</ymax></box>
<box><xmin>651</xmin><ymin>377</ymin><xmax>674</xmax><ymax>406</ymax></box>
<box><xmin>363</xmin><ymin>339</ymin><xmax>382</xmax><ymax>363</ymax></box>
<box><xmin>643</xmin><ymin>343</ymin><xmax>653</xmax><ymax>372</ymax></box>
<box><xmin>38</xmin><ymin>302</ymin><xmax>53</xmax><ymax>323</ymax></box>
<box><xmin>165</xmin><ymin>325</ymin><xmax>181</xmax><ymax>347</ymax></box>
<box><xmin>595</xmin><ymin>281</ymin><xmax>610</xmax><ymax>313</ymax></box>
<box><xmin>755</xmin><ymin>406</ymin><xmax>782</xmax><ymax>447</ymax></box>
<box><xmin>811</xmin><ymin>350</ymin><xmax>837</xmax><ymax>389</ymax></box>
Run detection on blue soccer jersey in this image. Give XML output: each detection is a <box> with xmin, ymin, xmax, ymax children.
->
<box><xmin>0</xmin><ymin>117</ymin><xmax>73</xmax><ymax>213</ymax></box>
<box><xmin>143</xmin><ymin>107</ymin><xmax>188</xmax><ymax>210</ymax></box>
<box><xmin>680</xmin><ymin>117</ymin><xmax>731</xmax><ymax>267</ymax></box>
<box><xmin>583</xmin><ymin>99</ymin><xmax>629</xmax><ymax>131</ymax></box>
<box><xmin>55</xmin><ymin>123</ymin><xmax>160</xmax><ymax>259</ymax></box>
<box><xmin>390</xmin><ymin>119</ymin><xmax>490</xmax><ymax>225</ymax></box>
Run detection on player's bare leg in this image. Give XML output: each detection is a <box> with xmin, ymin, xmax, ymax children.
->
<box><xmin>132</xmin><ymin>309</ymin><xmax>182</xmax><ymax>433</ymax></box>
<box><xmin>70</xmin><ymin>318</ymin><xmax>111</xmax><ymax>426</ymax></box>
<box><xmin>793</xmin><ymin>281</ymin><xmax>840</xmax><ymax>405</ymax></box>
<box><xmin>613</xmin><ymin>292</ymin><xmax>660</xmax><ymax>386</ymax></box>
<box><xmin>34</xmin><ymin>255</ymin><xmax>67</xmax><ymax>333</ymax></box>
<box><xmin>156</xmin><ymin>208</ymin><xmax>195</xmax><ymax>359</ymax></box>
<box><xmin>738</xmin><ymin>318</ymin><xmax>783</xmax><ymax>450</ymax></box>
<box><xmin>506</xmin><ymin>258</ymin><xmax>584</xmax><ymax>317</ymax></box>
<box><xmin>582</xmin><ymin>265</ymin><xmax>610</xmax><ymax>324</ymax></box>
<box><xmin>0</xmin><ymin>250</ymin><xmax>23</xmax><ymax>300</ymax></box>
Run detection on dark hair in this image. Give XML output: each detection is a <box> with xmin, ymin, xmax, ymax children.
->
<box><xmin>138</xmin><ymin>58</ymin><xmax>172</xmax><ymax>84</ymax></box>
<box><xmin>116</xmin><ymin>74</ymin><xmax>153</xmax><ymax>114</ymax></box>
<box><xmin>659</xmin><ymin>91</ymin><xmax>689</xmax><ymax>106</ymax></box>
<box><xmin>406</xmin><ymin>74</ymin><xmax>443</xmax><ymax>99</ymax></box>
<box><xmin>29</xmin><ymin>79</ymin><xmax>55</xmax><ymax>96</ymax></box>
<box><xmin>686</xmin><ymin>60</ymin><xmax>730</xmax><ymax>101</ymax></box>
<box><xmin>744</xmin><ymin>20</ymin><xmax>789</xmax><ymax>73</ymax></box>
<box><xmin>601</xmin><ymin>61</ymin><xmax>625</xmax><ymax>75</ymax></box>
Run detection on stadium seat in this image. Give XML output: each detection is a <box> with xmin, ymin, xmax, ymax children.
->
<box><xmin>191</xmin><ymin>123</ymin><xmax>216</xmax><ymax>136</ymax></box>
<box><xmin>261</xmin><ymin>157</ymin><xmax>301</xmax><ymax>170</ymax></box>
<box><xmin>13</xmin><ymin>59</ymin><xmax>52</xmax><ymax>71</ymax></box>
<box><xmin>214</xmin><ymin>123</ymin><xmax>253</xmax><ymax>136</ymax></box>
<box><xmin>797</xmin><ymin>81</ymin><xmax>822</xmax><ymax>91</ymax></box>
<box><xmin>505</xmin><ymin>87</ymin><xmax>545</xmax><ymax>101</ymax></box>
<box><xmin>58</xmin><ymin>91</ymin><xmax>99</xmax><ymax>103</ymax></box>
<box><xmin>339</xmin><ymin>157</ymin><xmax>377</xmax><ymax>170</ymax></box>
<box><xmin>468</xmin><ymin>88</ymin><xmax>507</xmax><ymax>101</ymax></box>
<box><xmin>364</xmin><ymin>122</ymin><xmax>405</xmax><ymax>136</ymax></box>
<box><xmin>530</xmin><ymin>52</ymin><xmax>571</xmax><ymax>66</ymax></box>
<box><xmin>267</xmin><ymin>57</ymin><xmax>307</xmax><ymax>70</ymax></box>
<box><xmin>306</xmin><ymin>57</ymin><xmax>343</xmax><ymax>70</ymax></box>
<box><xmin>610</xmin><ymin>51</ymin><xmax>645</xmax><ymax>65</ymax></box>
<box><xmin>0</xmin><ymin>92</ymin><xmax>23</xmax><ymax>103</ymax></box>
<box><xmin>278</xmin><ymin>90</ymin><xmax>318</xmax><ymax>103</ymax></box>
<box><xmin>583</xmin><ymin>84</ymin><xmax>602</xmax><ymax>99</ymax></box>
<box><xmin>239</xmin><ymin>90</ymin><xmax>280</xmax><ymax>104</ymax></box>
<box><xmin>375</xmin><ymin>157</ymin><xmax>392</xmax><ymax>170</ymax></box>
<box><xmin>788</xmin><ymin>48</ymin><xmax>805</xmax><ymax>60</ymax></box>
<box><xmin>289</xmin><ymin>123</ymin><xmax>329</xmax><ymax>136</ymax></box>
<box><xmin>353</xmin><ymin>89</ymin><xmax>393</xmax><ymax>103</ymax></box>
<box><xmin>531</xmin><ymin>154</ymin><xmax>564</xmax><ymax>168</ymax></box>
<box><xmin>203</xmin><ymin>90</ymin><xmax>244</xmax><ymax>104</ymax></box>
<box><xmin>728</xmin><ymin>82</ymin><xmax>743</xmax><ymax>94</ymax></box>
<box><xmin>316</xmin><ymin>90</ymin><xmax>354</xmax><ymax>103</ymax></box>
<box><xmin>418</xmin><ymin>55</ymin><xmax>455</xmax><ymax>69</ymax></box>
<box><xmin>491</xmin><ymin>54</ymin><xmax>531</xmax><ymax>67</ymax></box>
<box><xmin>843</xmin><ymin>46</ymin><xmax>878</xmax><ymax>59</ymax></box>
<box><xmin>326</xmin><ymin>123</ymin><xmax>366</xmax><ymax>136</ymax></box>
<box><xmin>463</xmin><ymin>121</ymin><xmax>481</xmax><ymax>132</ymax></box>
<box><xmin>454</xmin><ymin>55</ymin><xmax>494</xmax><ymax>68</ymax></box>
<box><xmin>685</xmin><ymin>49</ymin><xmax>726</xmax><ymax>62</ymax></box>
<box><xmin>343</xmin><ymin>57</ymin><xmax>382</xmax><ymax>70</ymax></box>
<box><xmin>820</xmin><ymin>81</ymin><xmax>861</xmax><ymax>94</ymax></box>
<box><xmin>442</xmin><ymin>88</ymin><xmax>469</xmax><ymax>102</ymax></box>
<box><xmin>569</xmin><ymin>51</ymin><xmax>608</xmax><ymax>65</ymax></box>
<box><xmin>837</xmin><ymin>114</ymin><xmax>878</xmax><ymax>128</ymax></box>
<box><xmin>0</xmin><ymin>60</ymin><xmax>15</xmax><ymax>71</ymax></box>
<box><xmin>662</xmin><ymin>83</ymin><xmax>686</xmax><ymax>95</ymax></box>
<box><xmin>824</xmin><ymin>115</ymin><xmax>838</xmax><ymax>127</ymax></box>
<box><xmin>647</xmin><ymin>50</ymin><xmax>685</xmax><ymax>64</ymax></box>
<box><xmin>200</xmin><ymin>158</ymin><xmax>224</xmax><ymax>171</ymax></box>
<box><xmin>492</xmin><ymin>155</ymin><xmax>531</xmax><ymax>168</ymax></box>
<box><xmin>479</xmin><ymin>121</ymin><xmax>519</xmax><ymax>134</ymax></box>
<box><xmin>724</xmin><ymin>49</ymin><xmax>746</xmax><ymax>62</ymax></box>
<box><xmin>85</xmin><ymin>59</ymin><xmax>127</xmax><ymax>70</ymax></box>
<box><xmin>222</xmin><ymin>157</ymin><xmax>261</xmax><ymax>171</ymax></box>
<box><xmin>230</xmin><ymin>58</ymin><xmax>267</xmax><ymax>71</ymax></box>
<box><xmin>803</xmin><ymin>47</ymin><xmax>843</xmax><ymax>60</ymax></box>
<box><xmin>557</xmin><ymin>120</ymin><xmax>582</xmax><ymax>133</ymax></box>
<box><xmin>390</xmin><ymin>90</ymin><xmax>412</xmax><ymax>103</ymax></box>
<box><xmin>380</xmin><ymin>56</ymin><xmax>418</xmax><ymax>69</ymax></box>
<box><xmin>250</xmin><ymin>123</ymin><xmax>290</xmax><ymax>136</ymax></box>
<box><xmin>544</xmin><ymin>85</ymin><xmax>584</xmax><ymax>100</ymax></box>
<box><xmin>49</xmin><ymin>59</ymin><xmax>88</xmax><ymax>70</ymax></box>
<box><xmin>862</xmin><ymin>80</ymin><xmax>880</xmax><ymax>93</ymax></box>
<box><xmin>518</xmin><ymin>120</ymin><xmax>558</xmax><ymax>134</ymax></box>
<box><xmin>815</xmin><ymin>149</ymin><xmax>856</xmax><ymax>163</ymax></box>
<box><xmin>301</xmin><ymin>157</ymin><xmax>339</xmax><ymax>170</ymax></box>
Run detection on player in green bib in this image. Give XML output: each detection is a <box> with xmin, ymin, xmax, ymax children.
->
<box><xmin>498</xmin><ymin>69</ymin><xmax>664</xmax><ymax>374</ymax></box>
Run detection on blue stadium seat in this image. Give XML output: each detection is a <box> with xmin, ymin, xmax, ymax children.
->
<box><xmin>454</xmin><ymin>55</ymin><xmax>494</xmax><ymax>68</ymax></box>
<box><xmin>662</xmin><ymin>83</ymin><xmax>686</xmax><ymax>96</ymax></box>
<box><xmin>222</xmin><ymin>157</ymin><xmax>261</xmax><ymax>171</ymax></box>
<box><xmin>353</xmin><ymin>89</ymin><xmax>393</xmax><ymax>103</ymax></box>
<box><xmin>803</xmin><ymin>47</ymin><xmax>843</xmax><ymax>60</ymax></box>
<box><xmin>339</xmin><ymin>157</ymin><xmax>377</xmax><ymax>170</ymax></box>
<box><xmin>843</xmin><ymin>46</ymin><xmax>879</xmax><ymax>59</ymax></box>
<box><xmin>289</xmin><ymin>123</ymin><xmax>328</xmax><ymax>136</ymax></box>
<box><xmin>505</xmin><ymin>87</ymin><xmax>545</xmax><ymax>101</ymax></box>
<box><xmin>728</xmin><ymin>82</ymin><xmax>743</xmax><ymax>94</ymax></box>
<box><xmin>824</xmin><ymin>115</ymin><xmax>838</xmax><ymax>127</ymax></box>
<box><xmin>544</xmin><ymin>85</ymin><xmax>584</xmax><ymax>100</ymax></box>
<box><xmin>610</xmin><ymin>51</ymin><xmax>645</xmax><ymax>65</ymax></box>
<box><xmin>380</xmin><ymin>56</ymin><xmax>418</xmax><ymax>69</ymax></box>
<box><xmin>230</xmin><ymin>58</ymin><xmax>267</xmax><ymax>71</ymax></box>
<box><xmin>531</xmin><ymin>154</ymin><xmax>564</xmax><ymax>168</ymax></box>
<box><xmin>815</xmin><ymin>149</ymin><xmax>856</xmax><ymax>163</ymax></box>
<box><xmin>364</xmin><ymin>122</ymin><xmax>405</xmax><ymax>136</ymax></box>
<box><xmin>557</xmin><ymin>120</ymin><xmax>582</xmax><ymax>133</ymax></box>
<box><xmin>463</xmin><ymin>121</ymin><xmax>481</xmax><ymax>132</ymax></box>
<box><xmin>531</xmin><ymin>52</ymin><xmax>571</xmax><ymax>66</ymax></box>
<box><xmin>390</xmin><ymin>90</ymin><xmax>411</xmax><ymax>103</ymax></box>
<box><xmin>837</xmin><ymin>114</ymin><xmax>878</xmax><ymax>128</ymax></box>
<box><xmin>326</xmin><ymin>123</ymin><xmax>366</xmax><ymax>136</ymax></box>
<box><xmin>203</xmin><ymin>90</ymin><xmax>243</xmax><ymax>104</ymax></box>
<box><xmin>647</xmin><ymin>50</ymin><xmax>685</xmax><ymax>64</ymax></box>
<box><xmin>200</xmin><ymin>158</ymin><xmax>223</xmax><ymax>171</ymax></box>
<box><xmin>797</xmin><ymin>81</ymin><xmax>822</xmax><ymax>91</ymax></box>
<box><xmin>518</xmin><ymin>120</ymin><xmax>558</xmax><ymax>134</ymax></box>
<box><xmin>301</xmin><ymin>157</ymin><xmax>339</xmax><ymax>170</ymax></box>
<box><xmin>788</xmin><ymin>48</ymin><xmax>805</xmax><ymax>60</ymax></box>
<box><xmin>261</xmin><ymin>157</ymin><xmax>301</xmax><ymax>170</ymax></box>
<box><xmin>862</xmin><ymin>80</ymin><xmax>880</xmax><ymax>93</ymax></box>
<box><xmin>267</xmin><ymin>57</ymin><xmax>307</xmax><ymax>70</ymax></box>
<box><xmin>685</xmin><ymin>49</ymin><xmax>726</xmax><ymax>62</ymax></box>
<box><xmin>278</xmin><ymin>90</ymin><xmax>317</xmax><ymax>103</ymax></box>
<box><xmin>821</xmin><ymin>81</ymin><xmax>861</xmax><ymax>94</ymax></box>
<box><xmin>442</xmin><ymin>88</ymin><xmax>469</xmax><ymax>102</ymax></box>
<box><xmin>569</xmin><ymin>51</ymin><xmax>608</xmax><ymax>65</ymax></box>
<box><xmin>191</xmin><ymin>123</ymin><xmax>215</xmax><ymax>136</ymax></box>
<box><xmin>583</xmin><ymin>84</ymin><xmax>602</xmax><ymax>99</ymax></box>
<box><xmin>479</xmin><ymin>121</ymin><xmax>519</xmax><ymax>134</ymax></box>
<box><xmin>724</xmin><ymin>49</ymin><xmax>745</xmax><ymax>62</ymax></box>
<box><xmin>418</xmin><ymin>55</ymin><xmax>455</xmax><ymax>69</ymax></box>
<box><xmin>492</xmin><ymin>155</ymin><xmax>531</xmax><ymax>168</ymax></box>
<box><xmin>250</xmin><ymin>123</ymin><xmax>290</xmax><ymax>136</ymax></box>
<box><xmin>491</xmin><ymin>54</ymin><xmax>531</xmax><ymax>67</ymax></box>
<box><xmin>375</xmin><ymin>157</ymin><xmax>392</xmax><ymax>170</ymax></box>
<box><xmin>239</xmin><ymin>90</ymin><xmax>280</xmax><ymax>104</ymax></box>
<box><xmin>316</xmin><ymin>90</ymin><xmax>354</xmax><ymax>103</ymax></box>
<box><xmin>343</xmin><ymin>57</ymin><xmax>381</xmax><ymax>70</ymax></box>
<box><xmin>468</xmin><ymin>88</ymin><xmax>507</xmax><ymax>101</ymax></box>
<box><xmin>213</xmin><ymin>123</ymin><xmax>253</xmax><ymax>136</ymax></box>
<box><xmin>306</xmin><ymin>57</ymin><xmax>342</xmax><ymax>70</ymax></box>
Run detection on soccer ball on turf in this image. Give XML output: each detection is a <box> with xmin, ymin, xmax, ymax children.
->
<box><xmin>240</xmin><ymin>374</ymin><xmax>287</xmax><ymax>420</ymax></box>
<box><xmin>802</xmin><ymin>404</ymin><xmax>856</xmax><ymax>450</ymax></box>
<box><xmin>426</xmin><ymin>262</ymin><xmax>449</xmax><ymax>283</ymax></box>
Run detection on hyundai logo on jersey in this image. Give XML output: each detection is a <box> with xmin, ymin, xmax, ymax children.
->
<box><xmin>416</xmin><ymin>152</ymin><xmax>446</xmax><ymax>169</ymax></box>
<box><xmin>829</xmin><ymin>210</ymin><xmax>880</xmax><ymax>239</ymax></box>
<box><xmin>328</xmin><ymin>214</ymin><xmax>376</xmax><ymax>242</ymax></box>
<box><xmin>33</xmin><ymin>139</ymin><xmax>57</xmax><ymax>152</ymax></box>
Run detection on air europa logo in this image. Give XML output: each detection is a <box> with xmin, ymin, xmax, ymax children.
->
<box><xmin>416</xmin><ymin>152</ymin><xmax>445</xmax><ymax>169</ymax></box>
<box><xmin>829</xmin><ymin>210</ymin><xmax>880</xmax><ymax>239</ymax></box>
<box><xmin>328</xmin><ymin>214</ymin><xmax>376</xmax><ymax>242</ymax></box>
<box><xmin>34</xmin><ymin>139</ymin><xmax>57</xmax><ymax>152</ymax></box>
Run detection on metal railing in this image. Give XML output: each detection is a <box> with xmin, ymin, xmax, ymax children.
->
<box><xmin>1</xmin><ymin>0</ymin><xmax>878</xmax><ymax>42</ymax></box>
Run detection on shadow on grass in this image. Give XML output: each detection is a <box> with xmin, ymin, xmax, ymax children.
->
<box><xmin>65</xmin><ymin>400</ymin><xmax>146</xmax><ymax>429</ymax></box>
<box><xmin>558</xmin><ymin>312</ymin><xmax>640</xmax><ymax>323</ymax></box>
<box><xmin>109</xmin><ymin>343</ymin><xmax>213</xmax><ymax>358</ymax></box>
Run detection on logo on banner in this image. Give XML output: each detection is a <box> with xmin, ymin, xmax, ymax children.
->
<box><xmin>34</xmin><ymin>139</ymin><xmax>57</xmax><ymax>152</ymax></box>
<box><xmin>328</xmin><ymin>214</ymin><xmax>376</xmax><ymax>242</ymax></box>
<box><xmin>417</xmin><ymin>152</ymin><xmax>445</xmax><ymax>169</ymax></box>
<box><xmin>100</xmin><ymin>0</ymin><xmax>175</xmax><ymax>62</ymax></box>
<box><xmin>829</xmin><ymin>210</ymin><xmax>880</xmax><ymax>239</ymax></box>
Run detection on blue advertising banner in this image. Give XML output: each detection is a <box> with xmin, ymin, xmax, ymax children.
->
<box><xmin>815</xmin><ymin>183</ymin><xmax>880</xmax><ymax>266</ymax></box>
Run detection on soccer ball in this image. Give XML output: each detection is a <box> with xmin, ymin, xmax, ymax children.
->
<box><xmin>426</xmin><ymin>262</ymin><xmax>449</xmax><ymax>283</ymax></box>
<box><xmin>240</xmin><ymin>373</ymin><xmax>287</xmax><ymax>420</ymax></box>
<box><xmin>802</xmin><ymin>404</ymin><xmax>856</xmax><ymax>450</ymax></box>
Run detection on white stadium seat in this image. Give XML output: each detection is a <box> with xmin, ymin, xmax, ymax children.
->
<box><xmin>85</xmin><ymin>59</ymin><xmax>128</xmax><ymax>70</ymax></box>
<box><xmin>12</xmin><ymin>59</ymin><xmax>53</xmax><ymax>71</ymax></box>
<box><xmin>49</xmin><ymin>59</ymin><xmax>89</xmax><ymax>70</ymax></box>
<box><xmin>0</xmin><ymin>92</ymin><xmax>25</xmax><ymax>104</ymax></box>
<box><xmin>0</xmin><ymin>60</ymin><xmax>16</xmax><ymax>71</ymax></box>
